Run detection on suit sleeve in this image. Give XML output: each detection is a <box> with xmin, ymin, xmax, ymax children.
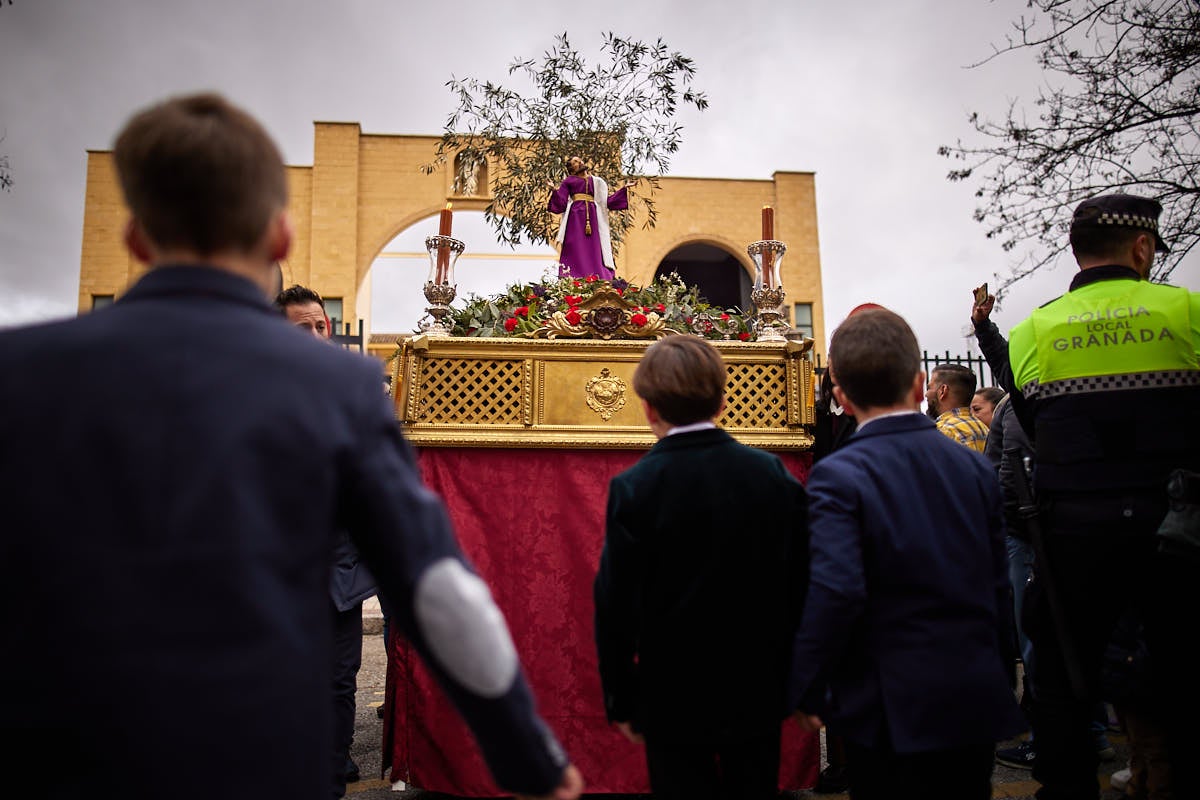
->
<box><xmin>337</xmin><ymin>371</ymin><xmax>567</xmax><ymax>796</ymax></box>
<box><xmin>593</xmin><ymin>474</ymin><xmax>646</xmax><ymax>725</ymax></box>
<box><xmin>787</xmin><ymin>460</ymin><xmax>867</xmax><ymax>715</ymax></box>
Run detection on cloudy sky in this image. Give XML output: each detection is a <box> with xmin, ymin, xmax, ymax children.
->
<box><xmin>2</xmin><ymin>0</ymin><xmax>1196</xmax><ymax>352</ymax></box>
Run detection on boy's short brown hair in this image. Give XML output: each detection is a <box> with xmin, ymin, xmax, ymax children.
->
<box><xmin>114</xmin><ymin>93</ymin><xmax>287</xmax><ymax>257</ymax></box>
<box><xmin>828</xmin><ymin>308</ymin><xmax>921</xmax><ymax>409</ymax></box>
<box><xmin>633</xmin><ymin>335</ymin><xmax>727</xmax><ymax>425</ymax></box>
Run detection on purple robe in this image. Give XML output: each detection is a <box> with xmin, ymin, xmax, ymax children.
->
<box><xmin>548</xmin><ymin>174</ymin><xmax>628</xmax><ymax>279</ymax></box>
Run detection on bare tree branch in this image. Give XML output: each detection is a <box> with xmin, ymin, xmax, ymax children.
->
<box><xmin>941</xmin><ymin>0</ymin><xmax>1199</xmax><ymax>297</ymax></box>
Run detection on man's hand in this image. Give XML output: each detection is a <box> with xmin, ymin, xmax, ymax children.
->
<box><xmin>615</xmin><ymin>720</ymin><xmax>644</xmax><ymax>744</ymax></box>
<box><xmin>516</xmin><ymin>764</ymin><xmax>584</xmax><ymax>800</ymax></box>
<box><xmin>971</xmin><ymin>292</ymin><xmax>995</xmax><ymax>325</ymax></box>
<box><xmin>622</xmin><ymin>179</ymin><xmax>639</xmax><ymax>190</ymax></box>
<box><xmin>792</xmin><ymin>710</ymin><xmax>824</xmax><ymax>732</ymax></box>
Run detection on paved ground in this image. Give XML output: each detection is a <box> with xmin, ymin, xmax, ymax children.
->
<box><xmin>346</xmin><ymin>633</ymin><xmax>1132</xmax><ymax>799</ymax></box>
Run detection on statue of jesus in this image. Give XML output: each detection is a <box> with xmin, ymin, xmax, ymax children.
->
<box><xmin>547</xmin><ymin>156</ymin><xmax>636</xmax><ymax>280</ymax></box>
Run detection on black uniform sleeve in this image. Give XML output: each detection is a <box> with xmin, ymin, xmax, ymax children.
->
<box><xmin>973</xmin><ymin>317</ymin><xmax>1015</xmax><ymax>394</ymax></box>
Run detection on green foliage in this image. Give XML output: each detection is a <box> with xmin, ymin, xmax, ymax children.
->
<box><xmin>940</xmin><ymin>0</ymin><xmax>1199</xmax><ymax>296</ymax></box>
<box><xmin>450</xmin><ymin>271</ymin><xmax>752</xmax><ymax>340</ymax></box>
<box><xmin>425</xmin><ymin>32</ymin><xmax>708</xmax><ymax>254</ymax></box>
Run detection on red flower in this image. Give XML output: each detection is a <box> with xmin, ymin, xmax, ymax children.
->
<box><xmin>615</xmin><ymin>287</ymin><xmax>624</xmax><ymax>296</ymax></box>
<box><xmin>525</xmin><ymin>293</ymin><xmax>536</xmax><ymax>301</ymax></box>
<box><xmin>565</xmin><ymin>295</ymin><xmax>582</xmax><ymax>306</ymax></box>
<box><xmin>585</xmin><ymin>275</ymin><xmax>598</xmax><ymax>283</ymax></box>
<box><xmin>504</xmin><ymin>317</ymin><xmax>518</xmax><ymax>332</ymax></box>
<box><xmin>655</xmin><ymin>303</ymin><xmax>666</xmax><ymax>313</ymax></box>
<box><xmin>720</xmin><ymin>312</ymin><xmax>731</xmax><ymax>321</ymax></box>
<box><xmin>631</xmin><ymin>313</ymin><xmax>648</xmax><ymax>327</ymax></box>
<box><xmin>573</xmin><ymin>280</ymin><xmax>583</xmax><ymax>288</ymax></box>
<box><xmin>515</xmin><ymin>306</ymin><xmax>530</xmax><ymax>318</ymax></box>
<box><xmin>565</xmin><ymin>309</ymin><xmax>582</xmax><ymax>326</ymax></box>
<box><xmin>739</xmin><ymin>332</ymin><xmax>751</xmax><ymax>341</ymax></box>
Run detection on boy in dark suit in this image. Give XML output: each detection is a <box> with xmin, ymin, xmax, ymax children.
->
<box><xmin>593</xmin><ymin>335</ymin><xmax>808</xmax><ymax>800</ymax></box>
<box><xmin>788</xmin><ymin>308</ymin><xmax>1023</xmax><ymax>799</ymax></box>
<box><xmin>0</xmin><ymin>93</ymin><xmax>580</xmax><ymax>800</ymax></box>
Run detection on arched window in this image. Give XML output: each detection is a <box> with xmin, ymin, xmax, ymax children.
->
<box><xmin>654</xmin><ymin>243</ymin><xmax>751</xmax><ymax>312</ymax></box>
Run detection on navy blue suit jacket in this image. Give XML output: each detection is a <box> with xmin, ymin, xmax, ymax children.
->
<box><xmin>0</xmin><ymin>266</ymin><xmax>565</xmax><ymax>798</ymax></box>
<box><xmin>788</xmin><ymin>413</ymin><xmax>1023</xmax><ymax>752</ymax></box>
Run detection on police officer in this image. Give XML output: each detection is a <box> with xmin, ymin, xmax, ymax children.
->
<box><xmin>1007</xmin><ymin>194</ymin><xmax>1200</xmax><ymax>799</ymax></box>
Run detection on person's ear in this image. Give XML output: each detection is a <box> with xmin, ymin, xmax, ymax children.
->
<box><xmin>1132</xmin><ymin>233</ymin><xmax>1154</xmax><ymax>277</ymax></box>
<box><xmin>265</xmin><ymin>210</ymin><xmax>293</xmax><ymax>263</ymax></box>
<box><xmin>123</xmin><ymin>218</ymin><xmax>154</xmax><ymax>265</ymax></box>
<box><xmin>911</xmin><ymin>371</ymin><xmax>927</xmax><ymax>404</ymax></box>
<box><xmin>832</xmin><ymin>385</ymin><xmax>859</xmax><ymax>418</ymax></box>
<box><xmin>641</xmin><ymin>399</ymin><xmax>661</xmax><ymax>427</ymax></box>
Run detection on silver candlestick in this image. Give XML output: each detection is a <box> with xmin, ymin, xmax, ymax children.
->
<box><xmin>420</xmin><ymin>234</ymin><xmax>465</xmax><ymax>337</ymax></box>
<box><xmin>747</xmin><ymin>239</ymin><xmax>788</xmax><ymax>342</ymax></box>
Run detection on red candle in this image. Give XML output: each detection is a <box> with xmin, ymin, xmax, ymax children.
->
<box><xmin>436</xmin><ymin>203</ymin><xmax>453</xmax><ymax>283</ymax></box>
<box><xmin>761</xmin><ymin>205</ymin><xmax>776</xmax><ymax>288</ymax></box>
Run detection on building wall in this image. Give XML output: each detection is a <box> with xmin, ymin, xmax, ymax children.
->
<box><xmin>79</xmin><ymin>123</ymin><xmax>826</xmax><ymax>356</ymax></box>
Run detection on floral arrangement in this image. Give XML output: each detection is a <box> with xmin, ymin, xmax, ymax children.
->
<box><xmin>449</xmin><ymin>271</ymin><xmax>754</xmax><ymax>340</ymax></box>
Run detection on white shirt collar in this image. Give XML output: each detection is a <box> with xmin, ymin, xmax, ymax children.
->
<box><xmin>666</xmin><ymin>421</ymin><xmax>717</xmax><ymax>437</ymax></box>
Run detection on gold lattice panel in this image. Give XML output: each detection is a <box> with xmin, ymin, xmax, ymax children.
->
<box><xmin>415</xmin><ymin>358</ymin><xmax>524</xmax><ymax>425</ymax></box>
<box><xmin>720</xmin><ymin>363</ymin><xmax>788</xmax><ymax>429</ymax></box>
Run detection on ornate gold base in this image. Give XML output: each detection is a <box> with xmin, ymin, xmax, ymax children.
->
<box><xmin>392</xmin><ymin>335</ymin><xmax>815</xmax><ymax>450</ymax></box>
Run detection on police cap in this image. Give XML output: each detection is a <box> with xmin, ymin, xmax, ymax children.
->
<box><xmin>1071</xmin><ymin>193</ymin><xmax>1169</xmax><ymax>253</ymax></box>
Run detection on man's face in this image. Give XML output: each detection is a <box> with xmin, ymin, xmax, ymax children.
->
<box><xmin>970</xmin><ymin>394</ymin><xmax>996</xmax><ymax>428</ymax></box>
<box><xmin>567</xmin><ymin>156</ymin><xmax>586</xmax><ymax>176</ymax></box>
<box><xmin>925</xmin><ymin>373</ymin><xmax>946</xmax><ymax>419</ymax></box>
<box><xmin>284</xmin><ymin>300</ymin><xmax>328</xmax><ymax>340</ymax></box>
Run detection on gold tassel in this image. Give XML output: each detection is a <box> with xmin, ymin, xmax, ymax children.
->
<box><xmin>585</xmin><ymin>221</ymin><xmax>592</xmax><ymax>235</ymax></box>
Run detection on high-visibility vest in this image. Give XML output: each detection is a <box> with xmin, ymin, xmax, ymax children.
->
<box><xmin>1009</xmin><ymin>274</ymin><xmax>1200</xmax><ymax>493</ymax></box>
<box><xmin>1011</xmin><ymin>277</ymin><xmax>1198</xmax><ymax>397</ymax></box>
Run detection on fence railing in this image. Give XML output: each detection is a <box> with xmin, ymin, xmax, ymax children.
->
<box><xmin>812</xmin><ymin>350</ymin><xmax>999</xmax><ymax>390</ymax></box>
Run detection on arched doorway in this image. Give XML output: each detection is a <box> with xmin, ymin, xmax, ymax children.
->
<box><xmin>654</xmin><ymin>243</ymin><xmax>752</xmax><ymax>312</ymax></box>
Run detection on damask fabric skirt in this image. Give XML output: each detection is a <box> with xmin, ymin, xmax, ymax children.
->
<box><xmin>382</xmin><ymin>447</ymin><xmax>818</xmax><ymax>795</ymax></box>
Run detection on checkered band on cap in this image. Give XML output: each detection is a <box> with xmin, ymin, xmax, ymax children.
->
<box><xmin>1097</xmin><ymin>212</ymin><xmax>1160</xmax><ymax>232</ymax></box>
<box><xmin>1021</xmin><ymin>369</ymin><xmax>1200</xmax><ymax>400</ymax></box>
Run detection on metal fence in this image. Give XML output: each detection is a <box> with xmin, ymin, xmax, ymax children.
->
<box><xmin>812</xmin><ymin>350</ymin><xmax>1000</xmax><ymax>390</ymax></box>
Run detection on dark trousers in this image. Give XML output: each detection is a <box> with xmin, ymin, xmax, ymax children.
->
<box><xmin>1025</xmin><ymin>532</ymin><xmax>1146</xmax><ymax>800</ymax></box>
<box><xmin>844</xmin><ymin>740</ymin><xmax>994</xmax><ymax>800</ymax></box>
<box><xmin>643</xmin><ymin>727</ymin><xmax>780</xmax><ymax>800</ymax></box>
<box><xmin>1022</xmin><ymin>486</ymin><xmax>1200</xmax><ymax>800</ymax></box>
<box><xmin>331</xmin><ymin>601</ymin><xmax>363</xmax><ymax>799</ymax></box>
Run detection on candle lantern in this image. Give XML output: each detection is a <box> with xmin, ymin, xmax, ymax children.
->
<box><xmin>747</xmin><ymin>238</ymin><xmax>788</xmax><ymax>342</ymax></box>
<box><xmin>420</xmin><ymin>234</ymin><xmax>465</xmax><ymax>337</ymax></box>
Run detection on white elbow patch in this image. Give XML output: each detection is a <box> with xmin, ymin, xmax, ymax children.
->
<box><xmin>414</xmin><ymin>558</ymin><xmax>519</xmax><ymax>698</ymax></box>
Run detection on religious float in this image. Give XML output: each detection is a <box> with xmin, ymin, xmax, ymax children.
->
<box><xmin>382</xmin><ymin>206</ymin><xmax>821</xmax><ymax>795</ymax></box>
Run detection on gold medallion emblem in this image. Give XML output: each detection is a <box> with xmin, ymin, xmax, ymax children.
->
<box><xmin>585</xmin><ymin>368</ymin><xmax>626</xmax><ymax>421</ymax></box>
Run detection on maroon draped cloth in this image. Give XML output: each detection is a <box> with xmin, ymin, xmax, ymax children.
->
<box><xmin>384</xmin><ymin>447</ymin><xmax>818</xmax><ymax>795</ymax></box>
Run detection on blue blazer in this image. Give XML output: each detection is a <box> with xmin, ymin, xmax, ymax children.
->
<box><xmin>788</xmin><ymin>413</ymin><xmax>1023</xmax><ymax>752</ymax></box>
<box><xmin>0</xmin><ymin>266</ymin><xmax>565</xmax><ymax>798</ymax></box>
